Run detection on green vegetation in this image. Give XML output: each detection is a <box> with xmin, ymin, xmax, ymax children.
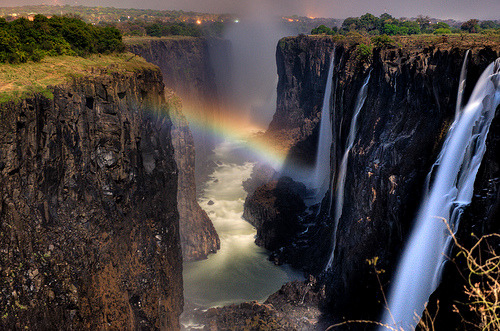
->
<box><xmin>145</xmin><ymin>22</ymin><xmax>202</xmax><ymax>37</ymax></box>
<box><xmin>311</xmin><ymin>25</ymin><xmax>337</xmax><ymax>35</ymax></box>
<box><xmin>311</xmin><ymin>13</ymin><xmax>500</xmax><ymax>37</ymax></box>
<box><xmin>0</xmin><ymin>15</ymin><xmax>124</xmax><ymax>64</ymax></box>
<box><xmin>355</xmin><ymin>43</ymin><xmax>373</xmax><ymax>63</ymax></box>
<box><xmin>0</xmin><ymin>52</ymin><xmax>156</xmax><ymax>104</ymax></box>
<box><xmin>371</xmin><ymin>34</ymin><xmax>394</xmax><ymax>48</ymax></box>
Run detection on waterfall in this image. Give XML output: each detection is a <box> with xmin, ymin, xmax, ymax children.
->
<box><xmin>381</xmin><ymin>58</ymin><xmax>500</xmax><ymax>330</ymax></box>
<box><xmin>455</xmin><ymin>50</ymin><xmax>470</xmax><ymax>117</ymax></box>
<box><xmin>310</xmin><ymin>54</ymin><xmax>335</xmax><ymax>200</ymax></box>
<box><xmin>325</xmin><ymin>72</ymin><xmax>371</xmax><ymax>271</ymax></box>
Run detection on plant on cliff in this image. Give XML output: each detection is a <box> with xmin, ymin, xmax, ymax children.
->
<box><xmin>311</xmin><ymin>25</ymin><xmax>337</xmax><ymax>35</ymax></box>
<box><xmin>0</xmin><ymin>15</ymin><xmax>125</xmax><ymax>64</ymax></box>
<box><xmin>355</xmin><ymin>43</ymin><xmax>373</xmax><ymax>63</ymax></box>
<box><xmin>371</xmin><ymin>34</ymin><xmax>394</xmax><ymax>48</ymax></box>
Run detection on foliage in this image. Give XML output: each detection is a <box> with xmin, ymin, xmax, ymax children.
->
<box><xmin>461</xmin><ymin>19</ymin><xmax>481</xmax><ymax>33</ymax></box>
<box><xmin>371</xmin><ymin>34</ymin><xmax>394</xmax><ymax>48</ymax></box>
<box><xmin>0</xmin><ymin>15</ymin><xmax>124</xmax><ymax>64</ymax></box>
<box><xmin>144</xmin><ymin>21</ymin><xmax>202</xmax><ymax>37</ymax></box>
<box><xmin>312</xmin><ymin>12</ymin><xmax>493</xmax><ymax>37</ymax></box>
<box><xmin>434</xmin><ymin>28</ymin><xmax>452</xmax><ymax>34</ymax></box>
<box><xmin>311</xmin><ymin>24</ymin><xmax>337</xmax><ymax>35</ymax></box>
<box><xmin>480</xmin><ymin>20</ymin><xmax>500</xmax><ymax>30</ymax></box>
<box><xmin>355</xmin><ymin>43</ymin><xmax>373</xmax><ymax>63</ymax></box>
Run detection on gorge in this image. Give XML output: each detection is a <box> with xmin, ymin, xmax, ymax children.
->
<box><xmin>1</xmin><ymin>27</ymin><xmax>499</xmax><ymax>331</ymax></box>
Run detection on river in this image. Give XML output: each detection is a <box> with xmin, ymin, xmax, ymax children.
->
<box><xmin>181</xmin><ymin>139</ymin><xmax>303</xmax><ymax>328</ymax></box>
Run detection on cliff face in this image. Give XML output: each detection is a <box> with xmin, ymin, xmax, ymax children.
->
<box><xmin>427</xmin><ymin>102</ymin><xmax>500</xmax><ymax>329</ymax></box>
<box><xmin>0</xmin><ymin>68</ymin><xmax>183</xmax><ymax>329</ymax></box>
<box><xmin>245</xmin><ymin>35</ymin><xmax>500</xmax><ymax>322</ymax></box>
<box><xmin>128</xmin><ymin>37</ymin><xmax>225</xmax><ymax>261</ymax></box>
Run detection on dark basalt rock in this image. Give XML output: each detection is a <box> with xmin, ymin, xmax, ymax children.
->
<box><xmin>0</xmin><ymin>69</ymin><xmax>183</xmax><ymax>330</ymax></box>
<box><xmin>202</xmin><ymin>276</ymin><xmax>327</xmax><ymax>331</ymax></box>
<box><xmin>243</xmin><ymin>176</ymin><xmax>306</xmax><ymax>252</ymax></box>
<box><xmin>244</xmin><ymin>35</ymin><xmax>500</xmax><ymax>324</ymax></box>
<box><xmin>129</xmin><ymin>38</ymin><xmax>225</xmax><ymax>261</ymax></box>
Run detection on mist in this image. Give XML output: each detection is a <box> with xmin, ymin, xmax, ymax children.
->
<box><xmin>219</xmin><ymin>1</ymin><xmax>292</xmax><ymax>128</ymax></box>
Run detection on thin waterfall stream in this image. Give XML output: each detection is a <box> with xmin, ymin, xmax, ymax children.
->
<box><xmin>310</xmin><ymin>54</ymin><xmax>335</xmax><ymax>204</ymax></box>
<box><xmin>325</xmin><ymin>72</ymin><xmax>371</xmax><ymax>271</ymax></box>
<box><xmin>381</xmin><ymin>58</ymin><xmax>500</xmax><ymax>330</ymax></box>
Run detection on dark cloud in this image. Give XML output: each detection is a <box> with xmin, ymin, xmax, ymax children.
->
<box><xmin>2</xmin><ymin>0</ymin><xmax>499</xmax><ymax>20</ymax></box>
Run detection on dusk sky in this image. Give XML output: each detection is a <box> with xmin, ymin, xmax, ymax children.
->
<box><xmin>1</xmin><ymin>0</ymin><xmax>500</xmax><ymax>20</ymax></box>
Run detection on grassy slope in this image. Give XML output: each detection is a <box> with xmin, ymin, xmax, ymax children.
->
<box><xmin>0</xmin><ymin>52</ymin><xmax>159</xmax><ymax>104</ymax></box>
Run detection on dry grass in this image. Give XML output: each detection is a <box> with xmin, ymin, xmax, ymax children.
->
<box><xmin>0</xmin><ymin>52</ymin><xmax>158</xmax><ymax>104</ymax></box>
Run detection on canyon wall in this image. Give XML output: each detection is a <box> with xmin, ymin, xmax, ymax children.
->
<box><xmin>129</xmin><ymin>37</ymin><xmax>226</xmax><ymax>261</ymax></box>
<box><xmin>0</xmin><ymin>67</ymin><xmax>183</xmax><ymax>329</ymax></box>
<box><xmin>244</xmin><ymin>35</ymin><xmax>500</xmax><ymax>323</ymax></box>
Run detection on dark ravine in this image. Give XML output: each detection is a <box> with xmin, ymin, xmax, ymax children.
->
<box><xmin>243</xmin><ymin>35</ymin><xmax>500</xmax><ymax>326</ymax></box>
<box><xmin>129</xmin><ymin>37</ymin><xmax>225</xmax><ymax>261</ymax></box>
<box><xmin>0</xmin><ymin>68</ymin><xmax>183</xmax><ymax>329</ymax></box>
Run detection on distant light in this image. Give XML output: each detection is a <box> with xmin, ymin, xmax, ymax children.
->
<box><xmin>234</xmin><ymin>19</ymin><xmax>239</xmax><ymax>23</ymax></box>
<box><xmin>196</xmin><ymin>19</ymin><xmax>202</xmax><ymax>25</ymax></box>
<box><xmin>308</xmin><ymin>16</ymin><xmax>316</xmax><ymax>19</ymax></box>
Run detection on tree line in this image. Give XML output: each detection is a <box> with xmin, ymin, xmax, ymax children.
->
<box><xmin>311</xmin><ymin>13</ymin><xmax>500</xmax><ymax>36</ymax></box>
<box><xmin>0</xmin><ymin>15</ymin><xmax>125</xmax><ymax>64</ymax></box>
<box><xmin>112</xmin><ymin>20</ymin><xmax>225</xmax><ymax>38</ymax></box>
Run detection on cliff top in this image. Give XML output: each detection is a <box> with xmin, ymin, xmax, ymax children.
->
<box><xmin>124</xmin><ymin>36</ymin><xmax>199</xmax><ymax>45</ymax></box>
<box><xmin>0</xmin><ymin>52</ymin><xmax>159</xmax><ymax>104</ymax></box>
<box><xmin>281</xmin><ymin>33</ymin><xmax>500</xmax><ymax>52</ymax></box>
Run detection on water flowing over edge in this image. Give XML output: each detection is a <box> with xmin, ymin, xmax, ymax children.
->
<box><xmin>381</xmin><ymin>58</ymin><xmax>500</xmax><ymax>330</ymax></box>
<box><xmin>325</xmin><ymin>72</ymin><xmax>371</xmax><ymax>271</ymax></box>
<box><xmin>310</xmin><ymin>52</ymin><xmax>335</xmax><ymax>204</ymax></box>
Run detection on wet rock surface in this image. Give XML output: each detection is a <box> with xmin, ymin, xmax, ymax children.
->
<box><xmin>199</xmin><ymin>277</ymin><xmax>327</xmax><ymax>331</ymax></box>
<box><xmin>244</xmin><ymin>35</ymin><xmax>500</xmax><ymax>324</ymax></box>
<box><xmin>0</xmin><ymin>69</ymin><xmax>183</xmax><ymax>329</ymax></box>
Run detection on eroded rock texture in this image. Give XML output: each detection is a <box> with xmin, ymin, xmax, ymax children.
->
<box><xmin>0</xmin><ymin>69</ymin><xmax>183</xmax><ymax>329</ymax></box>
<box><xmin>129</xmin><ymin>38</ymin><xmax>223</xmax><ymax>261</ymax></box>
<box><xmin>244</xmin><ymin>35</ymin><xmax>500</xmax><ymax>323</ymax></box>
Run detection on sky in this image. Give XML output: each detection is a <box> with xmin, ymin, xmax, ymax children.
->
<box><xmin>1</xmin><ymin>0</ymin><xmax>500</xmax><ymax>20</ymax></box>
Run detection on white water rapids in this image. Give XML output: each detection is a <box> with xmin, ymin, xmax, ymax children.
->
<box><xmin>181</xmin><ymin>140</ymin><xmax>303</xmax><ymax>328</ymax></box>
<box><xmin>381</xmin><ymin>59</ymin><xmax>500</xmax><ymax>330</ymax></box>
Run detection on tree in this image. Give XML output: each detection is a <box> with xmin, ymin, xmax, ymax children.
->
<box><xmin>342</xmin><ymin>17</ymin><xmax>359</xmax><ymax>31</ymax></box>
<box><xmin>311</xmin><ymin>25</ymin><xmax>332</xmax><ymax>35</ymax></box>
<box><xmin>401</xmin><ymin>21</ymin><xmax>421</xmax><ymax>34</ymax></box>
<box><xmin>480</xmin><ymin>20</ymin><xmax>499</xmax><ymax>30</ymax></box>
<box><xmin>358</xmin><ymin>13</ymin><xmax>380</xmax><ymax>32</ymax></box>
<box><xmin>461</xmin><ymin>19</ymin><xmax>480</xmax><ymax>33</ymax></box>
<box><xmin>379</xmin><ymin>13</ymin><xmax>394</xmax><ymax>22</ymax></box>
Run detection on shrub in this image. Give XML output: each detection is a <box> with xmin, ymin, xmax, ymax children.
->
<box><xmin>356</xmin><ymin>43</ymin><xmax>373</xmax><ymax>63</ymax></box>
<box><xmin>434</xmin><ymin>28</ymin><xmax>452</xmax><ymax>34</ymax></box>
<box><xmin>371</xmin><ymin>34</ymin><xmax>394</xmax><ymax>48</ymax></box>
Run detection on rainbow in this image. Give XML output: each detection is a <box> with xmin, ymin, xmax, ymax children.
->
<box><xmin>173</xmin><ymin>103</ymin><xmax>288</xmax><ymax>170</ymax></box>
